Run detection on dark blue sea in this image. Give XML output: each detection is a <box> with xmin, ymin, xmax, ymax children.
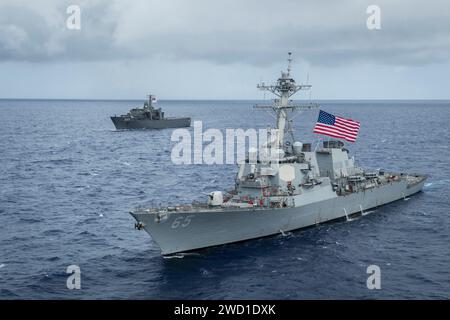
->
<box><xmin>0</xmin><ymin>99</ymin><xmax>449</xmax><ymax>299</ymax></box>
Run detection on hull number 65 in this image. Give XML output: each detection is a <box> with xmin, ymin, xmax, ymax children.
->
<box><xmin>171</xmin><ymin>215</ymin><xmax>195</xmax><ymax>229</ymax></box>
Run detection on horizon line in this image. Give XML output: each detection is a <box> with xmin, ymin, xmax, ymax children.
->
<box><xmin>1</xmin><ymin>98</ymin><xmax>450</xmax><ymax>102</ymax></box>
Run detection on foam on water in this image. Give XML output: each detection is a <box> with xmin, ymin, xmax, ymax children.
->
<box><xmin>362</xmin><ymin>210</ymin><xmax>376</xmax><ymax>216</ymax></box>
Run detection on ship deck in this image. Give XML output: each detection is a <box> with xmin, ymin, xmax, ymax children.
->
<box><xmin>131</xmin><ymin>174</ymin><xmax>427</xmax><ymax>216</ymax></box>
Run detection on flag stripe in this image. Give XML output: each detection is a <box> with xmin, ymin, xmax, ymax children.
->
<box><xmin>313</xmin><ymin>110</ymin><xmax>360</xmax><ymax>143</ymax></box>
<box><xmin>313</xmin><ymin>128</ymin><xmax>356</xmax><ymax>142</ymax></box>
<box><xmin>334</xmin><ymin>123</ymin><xmax>359</xmax><ymax>134</ymax></box>
<box><xmin>336</xmin><ymin>116</ymin><xmax>360</xmax><ymax>127</ymax></box>
<box><xmin>336</xmin><ymin>120</ymin><xmax>360</xmax><ymax>130</ymax></box>
<box><xmin>314</xmin><ymin>126</ymin><xmax>357</xmax><ymax>142</ymax></box>
<box><xmin>336</xmin><ymin>117</ymin><xmax>360</xmax><ymax>127</ymax></box>
<box><xmin>314</xmin><ymin>124</ymin><xmax>357</xmax><ymax>138</ymax></box>
<box><xmin>314</xmin><ymin>124</ymin><xmax>358</xmax><ymax>141</ymax></box>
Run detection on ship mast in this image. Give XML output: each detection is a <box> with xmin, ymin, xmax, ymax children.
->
<box><xmin>147</xmin><ymin>94</ymin><xmax>154</xmax><ymax>108</ymax></box>
<box><xmin>255</xmin><ymin>52</ymin><xmax>318</xmax><ymax>148</ymax></box>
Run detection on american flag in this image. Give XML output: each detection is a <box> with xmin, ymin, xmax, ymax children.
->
<box><xmin>313</xmin><ymin>110</ymin><xmax>360</xmax><ymax>142</ymax></box>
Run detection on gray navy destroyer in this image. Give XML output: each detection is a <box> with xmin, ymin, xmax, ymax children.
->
<box><xmin>130</xmin><ymin>54</ymin><xmax>427</xmax><ymax>256</ymax></box>
<box><xmin>111</xmin><ymin>94</ymin><xmax>190</xmax><ymax>129</ymax></box>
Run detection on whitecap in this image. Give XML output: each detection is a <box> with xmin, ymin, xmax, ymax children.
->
<box><xmin>362</xmin><ymin>210</ymin><xmax>376</xmax><ymax>216</ymax></box>
<box><xmin>0</xmin><ymin>264</ymin><xmax>5</xmax><ymax>269</ymax></box>
<box><xmin>279</xmin><ymin>229</ymin><xmax>292</xmax><ymax>237</ymax></box>
<box><xmin>163</xmin><ymin>255</ymin><xmax>184</xmax><ymax>259</ymax></box>
<box><xmin>424</xmin><ymin>179</ymin><xmax>450</xmax><ymax>190</ymax></box>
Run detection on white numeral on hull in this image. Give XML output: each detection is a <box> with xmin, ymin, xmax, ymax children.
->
<box><xmin>171</xmin><ymin>215</ymin><xmax>195</xmax><ymax>229</ymax></box>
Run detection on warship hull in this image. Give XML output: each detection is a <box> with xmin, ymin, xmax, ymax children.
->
<box><xmin>130</xmin><ymin>176</ymin><xmax>426</xmax><ymax>255</ymax></box>
<box><xmin>111</xmin><ymin>117</ymin><xmax>190</xmax><ymax>130</ymax></box>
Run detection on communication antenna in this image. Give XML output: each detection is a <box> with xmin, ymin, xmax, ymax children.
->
<box><xmin>259</xmin><ymin>77</ymin><xmax>266</xmax><ymax>100</ymax></box>
<box><xmin>306</xmin><ymin>73</ymin><xmax>312</xmax><ymax>101</ymax></box>
<box><xmin>287</xmin><ymin>52</ymin><xmax>292</xmax><ymax>75</ymax></box>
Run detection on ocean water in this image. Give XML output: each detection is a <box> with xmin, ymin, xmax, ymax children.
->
<box><xmin>0</xmin><ymin>99</ymin><xmax>449</xmax><ymax>299</ymax></box>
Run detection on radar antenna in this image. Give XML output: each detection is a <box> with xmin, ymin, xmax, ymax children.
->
<box><xmin>254</xmin><ymin>53</ymin><xmax>318</xmax><ymax>147</ymax></box>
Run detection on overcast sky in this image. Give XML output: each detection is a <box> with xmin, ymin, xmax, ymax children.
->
<box><xmin>0</xmin><ymin>0</ymin><xmax>449</xmax><ymax>99</ymax></box>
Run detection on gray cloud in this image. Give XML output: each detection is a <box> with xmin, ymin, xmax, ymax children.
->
<box><xmin>0</xmin><ymin>0</ymin><xmax>449</xmax><ymax>67</ymax></box>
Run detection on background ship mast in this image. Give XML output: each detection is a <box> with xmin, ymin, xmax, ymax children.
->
<box><xmin>255</xmin><ymin>52</ymin><xmax>318</xmax><ymax>147</ymax></box>
<box><xmin>147</xmin><ymin>94</ymin><xmax>156</xmax><ymax>108</ymax></box>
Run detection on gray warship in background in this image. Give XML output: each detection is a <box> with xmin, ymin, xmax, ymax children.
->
<box><xmin>111</xmin><ymin>94</ymin><xmax>190</xmax><ymax>129</ymax></box>
<box><xmin>130</xmin><ymin>54</ymin><xmax>427</xmax><ymax>256</ymax></box>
